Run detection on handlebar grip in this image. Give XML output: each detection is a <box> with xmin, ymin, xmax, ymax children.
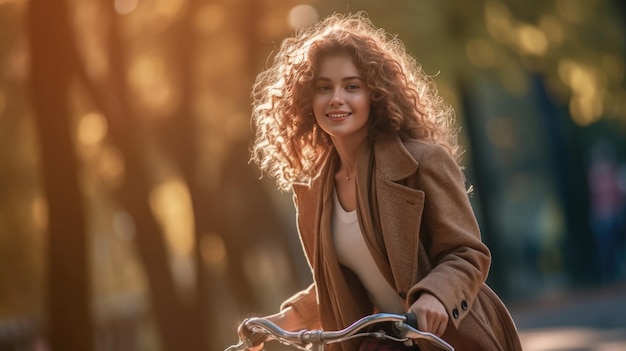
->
<box><xmin>238</xmin><ymin>318</ymin><xmax>268</xmax><ymax>347</ymax></box>
<box><xmin>402</xmin><ymin>312</ymin><xmax>418</xmax><ymax>329</ymax></box>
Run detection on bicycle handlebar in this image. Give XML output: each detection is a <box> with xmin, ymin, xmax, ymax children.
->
<box><xmin>225</xmin><ymin>312</ymin><xmax>454</xmax><ymax>351</ymax></box>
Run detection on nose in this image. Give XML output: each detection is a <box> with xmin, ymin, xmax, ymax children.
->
<box><xmin>330</xmin><ymin>89</ymin><xmax>344</xmax><ymax>106</ymax></box>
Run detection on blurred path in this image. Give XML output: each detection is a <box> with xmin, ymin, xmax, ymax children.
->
<box><xmin>510</xmin><ymin>284</ymin><xmax>626</xmax><ymax>351</ymax></box>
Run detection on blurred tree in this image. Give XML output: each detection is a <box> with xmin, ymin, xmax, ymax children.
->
<box><xmin>3</xmin><ymin>0</ymin><xmax>625</xmax><ymax>350</ymax></box>
<box><xmin>27</xmin><ymin>0</ymin><xmax>94</xmax><ymax>350</ymax></box>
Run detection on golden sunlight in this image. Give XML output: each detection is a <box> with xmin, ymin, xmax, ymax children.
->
<box><xmin>200</xmin><ymin>232</ymin><xmax>227</xmax><ymax>275</ymax></box>
<box><xmin>149</xmin><ymin>178</ymin><xmax>195</xmax><ymax>256</ymax></box>
<box><xmin>97</xmin><ymin>146</ymin><xmax>125</xmax><ymax>189</ymax></box>
<box><xmin>154</xmin><ymin>0</ymin><xmax>185</xmax><ymax>20</ymax></box>
<box><xmin>195</xmin><ymin>3</ymin><xmax>226</xmax><ymax>34</ymax></box>
<box><xmin>558</xmin><ymin>59</ymin><xmax>606</xmax><ymax>126</ymax></box>
<box><xmin>114</xmin><ymin>0</ymin><xmax>138</xmax><ymax>16</ymax></box>
<box><xmin>128</xmin><ymin>55</ymin><xmax>178</xmax><ymax>117</ymax></box>
<box><xmin>515</xmin><ymin>24</ymin><xmax>549</xmax><ymax>57</ymax></box>
<box><xmin>149</xmin><ymin>178</ymin><xmax>196</xmax><ymax>294</ymax></box>
<box><xmin>288</xmin><ymin>4</ymin><xmax>318</xmax><ymax>30</ymax></box>
<box><xmin>32</xmin><ymin>196</ymin><xmax>48</xmax><ymax>232</ymax></box>
<box><xmin>77</xmin><ymin>112</ymin><xmax>108</xmax><ymax>146</ymax></box>
<box><xmin>570</xmin><ymin>96</ymin><xmax>603</xmax><ymax>126</ymax></box>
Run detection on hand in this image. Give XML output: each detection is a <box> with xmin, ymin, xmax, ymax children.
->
<box><xmin>237</xmin><ymin>307</ymin><xmax>305</xmax><ymax>351</ymax></box>
<box><xmin>237</xmin><ymin>319</ymin><xmax>267</xmax><ymax>351</ymax></box>
<box><xmin>409</xmin><ymin>293</ymin><xmax>448</xmax><ymax>337</ymax></box>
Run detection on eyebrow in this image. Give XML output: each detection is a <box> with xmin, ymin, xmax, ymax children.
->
<box><xmin>314</xmin><ymin>76</ymin><xmax>363</xmax><ymax>83</ymax></box>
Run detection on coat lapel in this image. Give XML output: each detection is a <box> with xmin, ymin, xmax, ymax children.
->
<box><xmin>293</xmin><ymin>150</ymin><xmax>370</xmax><ymax>335</ymax></box>
<box><xmin>372</xmin><ymin>137</ymin><xmax>425</xmax><ymax>294</ymax></box>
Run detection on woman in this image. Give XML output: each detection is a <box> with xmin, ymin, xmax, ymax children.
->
<box><xmin>245</xmin><ymin>12</ymin><xmax>523</xmax><ymax>351</ymax></box>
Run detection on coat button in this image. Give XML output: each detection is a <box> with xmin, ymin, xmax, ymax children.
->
<box><xmin>461</xmin><ymin>300</ymin><xmax>468</xmax><ymax>310</ymax></box>
<box><xmin>399</xmin><ymin>292</ymin><xmax>407</xmax><ymax>299</ymax></box>
<box><xmin>452</xmin><ymin>308</ymin><xmax>459</xmax><ymax>319</ymax></box>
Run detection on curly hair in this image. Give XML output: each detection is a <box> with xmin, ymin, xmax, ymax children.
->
<box><xmin>251</xmin><ymin>12</ymin><xmax>460</xmax><ymax>191</ymax></box>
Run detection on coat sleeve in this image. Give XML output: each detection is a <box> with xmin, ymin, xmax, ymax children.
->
<box><xmin>280</xmin><ymin>283</ymin><xmax>320</xmax><ymax>329</ymax></box>
<box><xmin>278</xmin><ymin>186</ymin><xmax>321</xmax><ymax>330</ymax></box>
<box><xmin>406</xmin><ymin>143</ymin><xmax>491</xmax><ymax>330</ymax></box>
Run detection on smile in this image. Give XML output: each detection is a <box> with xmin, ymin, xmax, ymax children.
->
<box><xmin>326</xmin><ymin>112</ymin><xmax>351</xmax><ymax>118</ymax></box>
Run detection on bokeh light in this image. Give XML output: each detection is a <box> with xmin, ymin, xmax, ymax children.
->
<box><xmin>288</xmin><ymin>4</ymin><xmax>318</xmax><ymax>29</ymax></box>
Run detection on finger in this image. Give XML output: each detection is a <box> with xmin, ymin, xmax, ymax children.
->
<box><xmin>415</xmin><ymin>310</ymin><xmax>429</xmax><ymax>333</ymax></box>
<box><xmin>435</xmin><ymin>322</ymin><xmax>446</xmax><ymax>337</ymax></box>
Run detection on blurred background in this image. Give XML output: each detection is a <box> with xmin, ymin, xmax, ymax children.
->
<box><xmin>1</xmin><ymin>0</ymin><xmax>625</xmax><ymax>350</ymax></box>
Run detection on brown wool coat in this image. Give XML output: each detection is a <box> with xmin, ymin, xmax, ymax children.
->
<box><xmin>282</xmin><ymin>136</ymin><xmax>523</xmax><ymax>351</ymax></box>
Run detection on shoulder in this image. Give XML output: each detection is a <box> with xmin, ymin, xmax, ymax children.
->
<box><xmin>401</xmin><ymin>139</ymin><xmax>454</xmax><ymax>165</ymax></box>
<box><xmin>398</xmin><ymin>139</ymin><xmax>467</xmax><ymax>189</ymax></box>
<box><xmin>374</xmin><ymin>136</ymin><xmax>459</xmax><ymax>181</ymax></box>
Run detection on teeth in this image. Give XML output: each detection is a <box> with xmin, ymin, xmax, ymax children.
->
<box><xmin>328</xmin><ymin>113</ymin><xmax>350</xmax><ymax>118</ymax></box>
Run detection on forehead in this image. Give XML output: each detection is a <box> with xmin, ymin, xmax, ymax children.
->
<box><xmin>315</xmin><ymin>54</ymin><xmax>360</xmax><ymax>78</ymax></box>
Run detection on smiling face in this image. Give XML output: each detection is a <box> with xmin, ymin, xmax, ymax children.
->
<box><xmin>312</xmin><ymin>54</ymin><xmax>371</xmax><ymax>146</ymax></box>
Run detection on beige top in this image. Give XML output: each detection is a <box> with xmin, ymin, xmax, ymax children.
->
<box><xmin>332</xmin><ymin>190</ymin><xmax>405</xmax><ymax>313</ymax></box>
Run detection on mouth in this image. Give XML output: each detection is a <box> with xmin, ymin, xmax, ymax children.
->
<box><xmin>326</xmin><ymin>112</ymin><xmax>352</xmax><ymax>120</ymax></box>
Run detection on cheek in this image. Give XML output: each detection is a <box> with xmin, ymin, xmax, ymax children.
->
<box><xmin>357</xmin><ymin>95</ymin><xmax>371</xmax><ymax>113</ymax></box>
<box><xmin>312</xmin><ymin>95</ymin><xmax>327</xmax><ymax>114</ymax></box>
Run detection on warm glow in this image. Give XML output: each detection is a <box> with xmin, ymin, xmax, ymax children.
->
<box><xmin>4</xmin><ymin>35</ymin><xmax>28</xmax><ymax>81</ymax></box>
<box><xmin>195</xmin><ymin>3</ymin><xmax>226</xmax><ymax>34</ymax></box>
<box><xmin>558</xmin><ymin>59</ymin><xmax>606</xmax><ymax>126</ymax></box>
<box><xmin>515</xmin><ymin>24</ymin><xmax>549</xmax><ymax>56</ymax></box>
<box><xmin>260</xmin><ymin>8</ymin><xmax>291</xmax><ymax>38</ymax></box>
<box><xmin>520</xmin><ymin>327</ymin><xmax>624</xmax><ymax>351</ymax></box>
<box><xmin>32</xmin><ymin>196</ymin><xmax>48</xmax><ymax>232</ymax></box>
<box><xmin>128</xmin><ymin>55</ymin><xmax>178</xmax><ymax>117</ymax></box>
<box><xmin>98</xmin><ymin>146</ymin><xmax>125</xmax><ymax>189</ymax></box>
<box><xmin>149</xmin><ymin>178</ymin><xmax>195</xmax><ymax>256</ymax></box>
<box><xmin>200</xmin><ymin>232</ymin><xmax>227</xmax><ymax>275</ymax></box>
<box><xmin>154</xmin><ymin>0</ymin><xmax>185</xmax><ymax>20</ymax></box>
<box><xmin>149</xmin><ymin>178</ymin><xmax>196</xmax><ymax>294</ymax></box>
<box><xmin>77</xmin><ymin>112</ymin><xmax>107</xmax><ymax>146</ymax></box>
<box><xmin>570</xmin><ymin>95</ymin><xmax>603</xmax><ymax>126</ymax></box>
<box><xmin>114</xmin><ymin>0</ymin><xmax>138</xmax><ymax>15</ymax></box>
<box><xmin>288</xmin><ymin>4</ymin><xmax>318</xmax><ymax>29</ymax></box>
<box><xmin>113</xmin><ymin>211</ymin><xmax>136</xmax><ymax>241</ymax></box>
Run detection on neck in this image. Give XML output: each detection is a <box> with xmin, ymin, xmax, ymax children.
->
<box><xmin>332</xmin><ymin>136</ymin><xmax>365</xmax><ymax>182</ymax></box>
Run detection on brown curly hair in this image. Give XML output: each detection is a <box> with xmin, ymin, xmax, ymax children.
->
<box><xmin>251</xmin><ymin>12</ymin><xmax>460</xmax><ymax>191</ymax></box>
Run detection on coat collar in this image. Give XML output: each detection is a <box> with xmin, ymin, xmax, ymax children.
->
<box><xmin>292</xmin><ymin>135</ymin><xmax>419</xmax><ymax>200</ymax></box>
<box><xmin>373</xmin><ymin>136</ymin><xmax>419</xmax><ymax>182</ymax></box>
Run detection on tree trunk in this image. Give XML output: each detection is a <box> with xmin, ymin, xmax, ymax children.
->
<box><xmin>27</xmin><ymin>0</ymin><xmax>94</xmax><ymax>350</ymax></box>
<box><xmin>100</xmin><ymin>3</ymin><xmax>203</xmax><ymax>350</ymax></box>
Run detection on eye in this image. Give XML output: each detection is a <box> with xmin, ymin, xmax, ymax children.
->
<box><xmin>346</xmin><ymin>84</ymin><xmax>360</xmax><ymax>90</ymax></box>
<box><xmin>316</xmin><ymin>85</ymin><xmax>331</xmax><ymax>91</ymax></box>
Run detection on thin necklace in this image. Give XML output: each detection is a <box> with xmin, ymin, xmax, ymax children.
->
<box><xmin>344</xmin><ymin>168</ymin><xmax>353</xmax><ymax>182</ymax></box>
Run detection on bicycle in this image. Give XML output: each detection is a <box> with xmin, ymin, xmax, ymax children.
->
<box><xmin>225</xmin><ymin>312</ymin><xmax>454</xmax><ymax>351</ymax></box>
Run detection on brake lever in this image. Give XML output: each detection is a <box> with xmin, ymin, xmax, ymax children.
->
<box><xmin>393</xmin><ymin>323</ymin><xmax>455</xmax><ymax>351</ymax></box>
<box><xmin>238</xmin><ymin>319</ymin><xmax>269</xmax><ymax>348</ymax></box>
